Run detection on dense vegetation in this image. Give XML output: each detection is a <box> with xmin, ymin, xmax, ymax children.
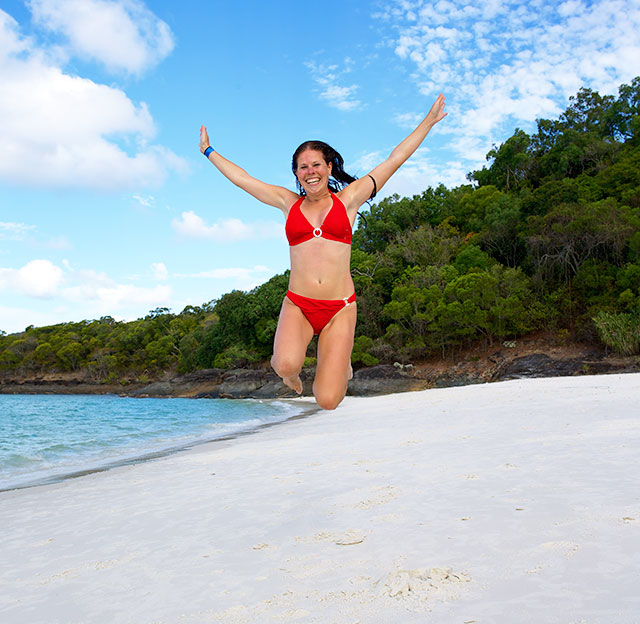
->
<box><xmin>2</xmin><ymin>79</ymin><xmax>639</xmax><ymax>382</ymax></box>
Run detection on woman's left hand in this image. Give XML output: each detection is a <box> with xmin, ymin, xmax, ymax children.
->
<box><xmin>426</xmin><ymin>93</ymin><xmax>447</xmax><ymax>126</ymax></box>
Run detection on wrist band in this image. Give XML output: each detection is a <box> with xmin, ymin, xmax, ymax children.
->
<box><xmin>203</xmin><ymin>146</ymin><xmax>214</xmax><ymax>158</ymax></box>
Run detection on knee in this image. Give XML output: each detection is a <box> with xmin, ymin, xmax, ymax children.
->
<box><xmin>313</xmin><ymin>387</ymin><xmax>345</xmax><ymax>411</ymax></box>
<box><xmin>271</xmin><ymin>354</ymin><xmax>300</xmax><ymax>379</ymax></box>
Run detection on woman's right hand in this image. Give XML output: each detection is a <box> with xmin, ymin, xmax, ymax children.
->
<box><xmin>199</xmin><ymin>125</ymin><xmax>211</xmax><ymax>154</ymax></box>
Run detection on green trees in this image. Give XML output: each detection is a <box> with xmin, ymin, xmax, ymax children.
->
<box><xmin>382</xmin><ymin>262</ymin><xmax>537</xmax><ymax>359</ymax></box>
<box><xmin>194</xmin><ymin>272</ymin><xmax>289</xmax><ymax>370</ymax></box>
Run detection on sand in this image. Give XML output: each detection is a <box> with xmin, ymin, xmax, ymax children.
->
<box><xmin>1</xmin><ymin>373</ymin><xmax>640</xmax><ymax>624</ymax></box>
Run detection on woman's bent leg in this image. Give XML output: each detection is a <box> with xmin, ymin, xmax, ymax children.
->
<box><xmin>314</xmin><ymin>303</ymin><xmax>357</xmax><ymax>410</ymax></box>
<box><xmin>271</xmin><ymin>297</ymin><xmax>315</xmax><ymax>394</ymax></box>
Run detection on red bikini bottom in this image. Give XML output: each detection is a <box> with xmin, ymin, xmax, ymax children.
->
<box><xmin>286</xmin><ymin>290</ymin><xmax>356</xmax><ymax>335</ymax></box>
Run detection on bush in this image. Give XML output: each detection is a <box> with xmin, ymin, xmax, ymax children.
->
<box><xmin>592</xmin><ymin>311</ymin><xmax>640</xmax><ymax>355</ymax></box>
<box><xmin>351</xmin><ymin>335</ymin><xmax>380</xmax><ymax>367</ymax></box>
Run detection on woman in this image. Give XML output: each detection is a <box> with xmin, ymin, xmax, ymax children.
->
<box><xmin>199</xmin><ymin>93</ymin><xmax>447</xmax><ymax>410</ymax></box>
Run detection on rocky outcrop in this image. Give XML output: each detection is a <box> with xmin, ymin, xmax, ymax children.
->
<box><xmin>496</xmin><ymin>352</ymin><xmax>637</xmax><ymax>381</ymax></box>
<box><xmin>129</xmin><ymin>368</ymin><xmax>302</xmax><ymax>399</ymax></box>
<box><xmin>1</xmin><ymin>350</ymin><xmax>637</xmax><ymax>399</ymax></box>
<box><xmin>349</xmin><ymin>365</ymin><xmax>429</xmax><ymax>396</ymax></box>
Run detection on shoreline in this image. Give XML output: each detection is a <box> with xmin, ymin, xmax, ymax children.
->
<box><xmin>2</xmin><ymin>373</ymin><xmax>639</xmax><ymax>623</ymax></box>
<box><xmin>0</xmin><ymin>397</ymin><xmax>319</xmax><ymax>494</ymax></box>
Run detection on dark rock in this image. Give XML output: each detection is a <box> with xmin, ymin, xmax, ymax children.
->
<box><xmin>353</xmin><ymin>364</ymin><xmax>408</xmax><ymax>380</ymax></box>
<box><xmin>170</xmin><ymin>368</ymin><xmax>225</xmax><ymax>384</ymax></box>
<box><xmin>499</xmin><ymin>353</ymin><xmax>583</xmax><ymax>379</ymax></box>
<box><xmin>496</xmin><ymin>353</ymin><xmax>636</xmax><ymax>381</ymax></box>
<box><xmin>431</xmin><ymin>371</ymin><xmax>486</xmax><ymax>388</ymax></box>
<box><xmin>349</xmin><ymin>365</ymin><xmax>428</xmax><ymax>396</ymax></box>
<box><xmin>129</xmin><ymin>382</ymin><xmax>173</xmax><ymax>396</ymax></box>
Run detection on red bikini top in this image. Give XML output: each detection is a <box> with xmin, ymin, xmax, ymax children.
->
<box><xmin>285</xmin><ymin>192</ymin><xmax>352</xmax><ymax>246</ymax></box>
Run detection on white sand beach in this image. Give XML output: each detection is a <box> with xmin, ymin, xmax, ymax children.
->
<box><xmin>2</xmin><ymin>374</ymin><xmax>640</xmax><ymax>624</ymax></box>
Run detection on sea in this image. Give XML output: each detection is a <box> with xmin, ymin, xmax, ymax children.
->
<box><xmin>0</xmin><ymin>394</ymin><xmax>308</xmax><ymax>492</ymax></box>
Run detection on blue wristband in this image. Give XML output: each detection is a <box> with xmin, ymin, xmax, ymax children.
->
<box><xmin>203</xmin><ymin>146</ymin><xmax>214</xmax><ymax>158</ymax></box>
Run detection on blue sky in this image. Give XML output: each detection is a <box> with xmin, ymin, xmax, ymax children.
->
<box><xmin>1</xmin><ymin>0</ymin><xmax>639</xmax><ymax>334</ymax></box>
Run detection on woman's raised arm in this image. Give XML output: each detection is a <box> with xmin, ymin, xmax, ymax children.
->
<box><xmin>340</xmin><ymin>94</ymin><xmax>447</xmax><ymax>211</ymax></box>
<box><xmin>199</xmin><ymin>125</ymin><xmax>298</xmax><ymax>212</ymax></box>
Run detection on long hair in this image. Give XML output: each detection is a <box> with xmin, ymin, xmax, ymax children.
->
<box><xmin>292</xmin><ymin>140</ymin><xmax>357</xmax><ymax>195</ymax></box>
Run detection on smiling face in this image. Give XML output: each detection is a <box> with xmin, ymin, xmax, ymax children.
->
<box><xmin>294</xmin><ymin>149</ymin><xmax>333</xmax><ymax>195</ymax></box>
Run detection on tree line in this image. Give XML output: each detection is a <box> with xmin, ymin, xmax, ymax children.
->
<box><xmin>2</xmin><ymin>78</ymin><xmax>639</xmax><ymax>382</ymax></box>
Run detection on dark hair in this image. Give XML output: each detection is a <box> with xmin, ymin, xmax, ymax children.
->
<box><xmin>292</xmin><ymin>140</ymin><xmax>357</xmax><ymax>195</ymax></box>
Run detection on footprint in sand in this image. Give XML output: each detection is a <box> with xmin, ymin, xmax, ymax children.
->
<box><xmin>375</xmin><ymin>567</ymin><xmax>471</xmax><ymax>604</ymax></box>
<box><xmin>355</xmin><ymin>485</ymin><xmax>400</xmax><ymax>510</ymax></box>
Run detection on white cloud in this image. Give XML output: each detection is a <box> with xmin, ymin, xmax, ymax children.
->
<box><xmin>0</xmin><ymin>259</ymin><xmax>64</xmax><ymax>298</ymax></box>
<box><xmin>87</xmin><ymin>283</ymin><xmax>171</xmax><ymax>309</ymax></box>
<box><xmin>132</xmin><ymin>194</ymin><xmax>155</xmax><ymax>208</ymax></box>
<box><xmin>0</xmin><ymin>258</ymin><xmax>172</xmax><ymax>313</ymax></box>
<box><xmin>348</xmin><ymin>150</ymin><xmax>384</xmax><ymax>175</ymax></box>
<box><xmin>150</xmin><ymin>262</ymin><xmax>168</xmax><ymax>281</ymax></box>
<box><xmin>393</xmin><ymin>112</ymin><xmax>424</xmax><ymax>129</ymax></box>
<box><xmin>0</xmin><ymin>7</ymin><xmax>184</xmax><ymax>191</ymax></box>
<box><xmin>0</xmin><ymin>221</ymin><xmax>71</xmax><ymax>249</ymax></box>
<box><xmin>172</xmin><ymin>211</ymin><xmax>283</xmax><ymax>242</ymax></box>
<box><xmin>306</xmin><ymin>61</ymin><xmax>362</xmax><ymax>111</ymax></box>
<box><xmin>381</xmin><ymin>150</ymin><xmax>469</xmax><ymax>198</ymax></box>
<box><xmin>0</xmin><ymin>221</ymin><xmax>36</xmax><ymax>240</ymax></box>
<box><xmin>28</xmin><ymin>0</ymin><xmax>174</xmax><ymax>75</ymax></box>
<box><xmin>380</xmin><ymin>0</ymin><xmax>640</xmax><ymax>174</ymax></box>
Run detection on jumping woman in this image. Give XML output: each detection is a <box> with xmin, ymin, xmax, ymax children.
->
<box><xmin>199</xmin><ymin>93</ymin><xmax>447</xmax><ymax>410</ymax></box>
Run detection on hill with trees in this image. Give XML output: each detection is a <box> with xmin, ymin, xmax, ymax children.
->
<box><xmin>1</xmin><ymin>78</ymin><xmax>639</xmax><ymax>386</ymax></box>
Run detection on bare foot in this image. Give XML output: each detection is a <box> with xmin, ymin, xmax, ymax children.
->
<box><xmin>283</xmin><ymin>375</ymin><xmax>303</xmax><ymax>394</ymax></box>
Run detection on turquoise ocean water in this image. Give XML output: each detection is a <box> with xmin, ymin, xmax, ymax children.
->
<box><xmin>0</xmin><ymin>394</ymin><xmax>305</xmax><ymax>492</ymax></box>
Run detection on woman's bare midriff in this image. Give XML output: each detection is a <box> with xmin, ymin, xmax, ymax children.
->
<box><xmin>287</xmin><ymin>238</ymin><xmax>354</xmax><ymax>299</ymax></box>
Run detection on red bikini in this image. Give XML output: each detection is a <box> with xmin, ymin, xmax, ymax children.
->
<box><xmin>285</xmin><ymin>192</ymin><xmax>352</xmax><ymax>246</ymax></box>
<box><xmin>285</xmin><ymin>193</ymin><xmax>356</xmax><ymax>335</ymax></box>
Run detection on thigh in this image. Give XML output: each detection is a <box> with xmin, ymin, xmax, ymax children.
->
<box><xmin>272</xmin><ymin>296</ymin><xmax>315</xmax><ymax>368</ymax></box>
<box><xmin>314</xmin><ymin>303</ymin><xmax>357</xmax><ymax>403</ymax></box>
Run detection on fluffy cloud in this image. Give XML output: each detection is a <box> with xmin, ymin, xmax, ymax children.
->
<box><xmin>0</xmin><ymin>259</ymin><xmax>64</xmax><ymax>298</ymax></box>
<box><xmin>0</xmin><ymin>258</ymin><xmax>171</xmax><ymax>312</ymax></box>
<box><xmin>380</xmin><ymin>0</ymin><xmax>640</xmax><ymax>172</ymax></box>
<box><xmin>306</xmin><ymin>61</ymin><xmax>362</xmax><ymax>112</ymax></box>
<box><xmin>0</xmin><ymin>7</ymin><xmax>184</xmax><ymax>190</ymax></box>
<box><xmin>172</xmin><ymin>211</ymin><xmax>283</xmax><ymax>242</ymax></box>
<box><xmin>28</xmin><ymin>0</ymin><xmax>174</xmax><ymax>75</ymax></box>
<box><xmin>150</xmin><ymin>262</ymin><xmax>168</xmax><ymax>281</ymax></box>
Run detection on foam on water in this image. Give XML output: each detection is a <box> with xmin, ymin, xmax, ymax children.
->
<box><xmin>0</xmin><ymin>394</ymin><xmax>307</xmax><ymax>491</ymax></box>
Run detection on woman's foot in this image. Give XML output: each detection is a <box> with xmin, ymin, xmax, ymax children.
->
<box><xmin>283</xmin><ymin>374</ymin><xmax>303</xmax><ymax>394</ymax></box>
